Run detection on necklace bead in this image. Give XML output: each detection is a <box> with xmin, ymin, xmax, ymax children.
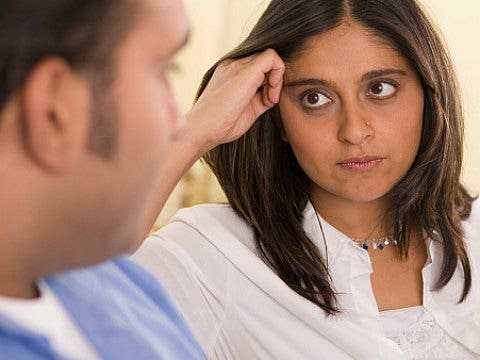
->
<box><xmin>351</xmin><ymin>235</ymin><xmax>396</xmax><ymax>251</ymax></box>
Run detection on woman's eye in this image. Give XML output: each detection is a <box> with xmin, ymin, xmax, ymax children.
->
<box><xmin>368</xmin><ymin>82</ymin><xmax>397</xmax><ymax>98</ymax></box>
<box><xmin>301</xmin><ymin>91</ymin><xmax>331</xmax><ymax>109</ymax></box>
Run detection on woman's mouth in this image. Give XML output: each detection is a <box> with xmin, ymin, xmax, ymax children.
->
<box><xmin>337</xmin><ymin>156</ymin><xmax>384</xmax><ymax>171</ymax></box>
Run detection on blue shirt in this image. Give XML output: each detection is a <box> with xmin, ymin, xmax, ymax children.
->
<box><xmin>0</xmin><ymin>256</ymin><xmax>206</xmax><ymax>359</ymax></box>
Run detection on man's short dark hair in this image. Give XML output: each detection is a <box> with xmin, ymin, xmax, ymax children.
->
<box><xmin>0</xmin><ymin>0</ymin><xmax>138</xmax><ymax>155</ymax></box>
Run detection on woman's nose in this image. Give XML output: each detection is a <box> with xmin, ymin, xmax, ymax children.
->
<box><xmin>337</xmin><ymin>101</ymin><xmax>374</xmax><ymax>145</ymax></box>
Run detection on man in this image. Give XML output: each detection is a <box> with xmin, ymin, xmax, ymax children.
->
<box><xmin>0</xmin><ymin>0</ymin><xmax>284</xmax><ymax>358</ymax></box>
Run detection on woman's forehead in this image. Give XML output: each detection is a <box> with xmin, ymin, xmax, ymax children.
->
<box><xmin>284</xmin><ymin>23</ymin><xmax>410</xmax><ymax>79</ymax></box>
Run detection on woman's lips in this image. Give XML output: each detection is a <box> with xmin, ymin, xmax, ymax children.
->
<box><xmin>337</xmin><ymin>156</ymin><xmax>384</xmax><ymax>171</ymax></box>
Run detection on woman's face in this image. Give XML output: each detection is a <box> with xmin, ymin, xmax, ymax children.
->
<box><xmin>279</xmin><ymin>22</ymin><xmax>424</xmax><ymax>207</ymax></box>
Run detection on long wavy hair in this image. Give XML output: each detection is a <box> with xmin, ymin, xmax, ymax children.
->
<box><xmin>198</xmin><ymin>0</ymin><xmax>476</xmax><ymax>315</ymax></box>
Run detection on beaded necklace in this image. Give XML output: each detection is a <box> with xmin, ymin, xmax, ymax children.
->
<box><xmin>350</xmin><ymin>235</ymin><xmax>397</xmax><ymax>251</ymax></box>
<box><xmin>314</xmin><ymin>209</ymin><xmax>396</xmax><ymax>252</ymax></box>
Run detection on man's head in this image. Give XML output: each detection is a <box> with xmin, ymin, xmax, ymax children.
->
<box><xmin>0</xmin><ymin>0</ymin><xmax>188</xmax><ymax>274</ymax></box>
<box><xmin>1</xmin><ymin>0</ymin><xmax>131</xmax><ymax>155</ymax></box>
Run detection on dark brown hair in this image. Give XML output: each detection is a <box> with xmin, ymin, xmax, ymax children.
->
<box><xmin>0</xmin><ymin>0</ymin><xmax>138</xmax><ymax>156</ymax></box>
<box><xmin>198</xmin><ymin>0</ymin><xmax>476</xmax><ymax>315</ymax></box>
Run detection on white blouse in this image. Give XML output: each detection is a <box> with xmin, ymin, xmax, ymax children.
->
<box><xmin>380</xmin><ymin>306</ymin><xmax>478</xmax><ymax>359</ymax></box>
<box><xmin>133</xmin><ymin>200</ymin><xmax>480</xmax><ymax>359</ymax></box>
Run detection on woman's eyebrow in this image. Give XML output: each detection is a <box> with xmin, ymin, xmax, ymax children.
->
<box><xmin>283</xmin><ymin>78</ymin><xmax>337</xmax><ymax>91</ymax></box>
<box><xmin>283</xmin><ymin>68</ymin><xmax>408</xmax><ymax>89</ymax></box>
<box><xmin>361</xmin><ymin>68</ymin><xmax>408</xmax><ymax>82</ymax></box>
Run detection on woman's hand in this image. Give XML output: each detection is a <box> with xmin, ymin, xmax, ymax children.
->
<box><xmin>186</xmin><ymin>48</ymin><xmax>285</xmax><ymax>152</ymax></box>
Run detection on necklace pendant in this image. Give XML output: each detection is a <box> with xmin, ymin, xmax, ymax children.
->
<box><xmin>362</xmin><ymin>243</ymin><xmax>369</xmax><ymax>250</ymax></box>
<box><xmin>377</xmin><ymin>243</ymin><xmax>385</xmax><ymax>251</ymax></box>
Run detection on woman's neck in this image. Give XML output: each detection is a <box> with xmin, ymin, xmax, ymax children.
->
<box><xmin>311</xmin><ymin>189</ymin><xmax>393</xmax><ymax>240</ymax></box>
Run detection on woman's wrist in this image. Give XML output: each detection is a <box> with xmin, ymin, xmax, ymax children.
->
<box><xmin>183</xmin><ymin>108</ymin><xmax>219</xmax><ymax>156</ymax></box>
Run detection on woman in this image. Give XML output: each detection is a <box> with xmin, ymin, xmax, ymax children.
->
<box><xmin>134</xmin><ymin>0</ymin><xmax>479</xmax><ymax>358</ymax></box>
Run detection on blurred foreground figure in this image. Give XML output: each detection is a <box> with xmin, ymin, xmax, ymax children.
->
<box><xmin>0</xmin><ymin>0</ymin><xmax>284</xmax><ymax>358</ymax></box>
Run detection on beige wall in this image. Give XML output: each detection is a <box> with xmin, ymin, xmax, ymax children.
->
<box><xmin>157</xmin><ymin>0</ymin><xmax>480</xmax><ymax>225</ymax></box>
<box><xmin>422</xmin><ymin>0</ymin><xmax>480</xmax><ymax>193</ymax></box>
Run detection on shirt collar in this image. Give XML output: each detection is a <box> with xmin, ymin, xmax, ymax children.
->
<box><xmin>302</xmin><ymin>201</ymin><xmax>374</xmax><ymax>269</ymax></box>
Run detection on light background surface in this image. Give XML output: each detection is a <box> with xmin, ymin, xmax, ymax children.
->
<box><xmin>157</xmin><ymin>0</ymin><xmax>479</xmax><ymax>225</ymax></box>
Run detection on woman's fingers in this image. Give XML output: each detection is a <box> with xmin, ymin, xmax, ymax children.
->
<box><xmin>189</xmin><ymin>48</ymin><xmax>285</xmax><ymax>148</ymax></box>
<box><xmin>233</xmin><ymin>48</ymin><xmax>284</xmax><ymax>110</ymax></box>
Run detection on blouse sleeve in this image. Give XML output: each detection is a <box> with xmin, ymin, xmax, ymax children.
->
<box><xmin>132</xmin><ymin>220</ymin><xmax>230</xmax><ymax>357</ymax></box>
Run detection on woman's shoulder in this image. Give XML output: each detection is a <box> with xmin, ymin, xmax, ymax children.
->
<box><xmin>170</xmin><ymin>203</ymin><xmax>247</xmax><ymax>229</ymax></box>
<box><xmin>464</xmin><ymin>198</ymin><xmax>480</xmax><ymax>233</ymax></box>
<box><xmin>469</xmin><ymin>197</ymin><xmax>480</xmax><ymax>219</ymax></box>
<box><xmin>462</xmin><ymin>198</ymin><xmax>480</xmax><ymax>254</ymax></box>
<box><xmin>152</xmin><ymin>203</ymin><xmax>259</xmax><ymax>257</ymax></box>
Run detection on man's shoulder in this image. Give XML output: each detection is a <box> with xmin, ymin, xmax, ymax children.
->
<box><xmin>46</xmin><ymin>256</ymin><xmax>173</xmax><ymax>308</ymax></box>
<box><xmin>0</xmin><ymin>258</ymin><xmax>205</xmax><ymax>359</ymax></box>
<box><xmin>44</xmin><ymin>257</ymin><xmax>205</xmax><ymax>359</ymax></box>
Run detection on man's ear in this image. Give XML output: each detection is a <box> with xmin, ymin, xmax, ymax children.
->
<box><xmin>20</xmin><ymin>57</ymin><xmax>91</xmax><ymax>172</ymax></box>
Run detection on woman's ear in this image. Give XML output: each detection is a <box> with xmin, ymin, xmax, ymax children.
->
<box><xmin>20</xmin><ymin>57</ymin><xmax>91</xmax><ymax>172</ymax></box>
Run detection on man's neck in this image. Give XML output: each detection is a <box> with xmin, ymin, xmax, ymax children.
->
<box><xmin>0</xmin><ymin>266</ymin><xmax>40</xmax><ymax>299</ymax></box>
<box><xmin>0</xmin><ymin>201</ymin><xmax>40</xmax><ymax>299</ymax></box>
